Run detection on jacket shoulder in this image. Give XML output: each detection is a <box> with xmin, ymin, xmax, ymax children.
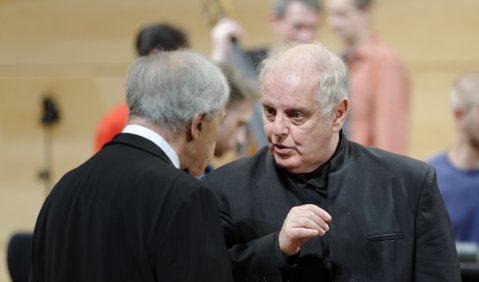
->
<box><xmin>203</xmin><ymin>147</ymin><xmax>270</xmax><ymax>191</ymax></box>
<box><xmin>349</xmin><ymin>141</ymin><xmax>431</xmax><ymax>177</ymax></box>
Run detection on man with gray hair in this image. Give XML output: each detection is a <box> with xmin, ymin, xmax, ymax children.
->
<box><xmin>203</xmin><ymin>43</ymin><xmax>460</xmax><ymax>281</ymax></box>
<box><xmin>31</xmin><ymin>51</ymin><xmax>233</xmax><ymax>282</ymax></box>
<box><xmin>428</xmin><ymin>71</ymin><xmax>479</xmax><ymax>244</ymax></box>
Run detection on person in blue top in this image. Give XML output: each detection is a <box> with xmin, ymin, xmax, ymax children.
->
<box><xmin>429</xmin><ymin>70</ymin><xmax>479</xmax><ymax>244</ymax></box>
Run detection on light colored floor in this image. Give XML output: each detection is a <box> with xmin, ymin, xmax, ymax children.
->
<box><xmin>1</xmin><ymin>0</ymin><xmax>478</xmax><ymax>280</ymax></box>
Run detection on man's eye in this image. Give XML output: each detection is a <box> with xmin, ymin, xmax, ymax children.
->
<box><xmin>263</xmin><ymin>107</ymin><xmax>276</xmax><ymax>121</ymax></box>
<box><xmin>290</xmin><ymin>111</ymin><xmax>304</xmax><ymax>120</ymax></box>
<box><xmin>264</xmin><ymin>107</ymin><xmax>275</xmax><ymax>116</ymax></box>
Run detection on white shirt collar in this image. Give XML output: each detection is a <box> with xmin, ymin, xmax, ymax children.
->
<box><xmin>122</xmin><ymin>124</ymin><xmax>180</xmax><ymax>169</ymax></box>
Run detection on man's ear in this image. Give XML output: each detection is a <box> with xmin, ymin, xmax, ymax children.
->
<box><xmin>454</xmin><ymin>107</ymin><xmax>466</xmax><ymax>128</ymax></box>
<box><xmin>332</xmin><ymin>99</ymin><xmax>349</xmax><ymax>132</ymax></box>
<box><xmin>187</xmin><ymin>113</ymin><xmax>207</xmax><ymax>142</ymax></box>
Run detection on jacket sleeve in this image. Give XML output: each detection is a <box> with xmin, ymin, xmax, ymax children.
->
<box><xmin>204</xmin><ymin>179</ymin><xmax>290</xmax><ymax>282</ymax></box>
<box><xmin>225</xmin><ymin>231</ymin><xmax>288</xmax><ymax>281</ymax></box>
<box><xmin>414</xmin><ymin>166</ymin><xmax>461</xmax><ymax>281</ymax></box>
<box><xmin>154</xmin><ymin>179</ymin><xmax>233</xmax><ymax>282</ymax></box>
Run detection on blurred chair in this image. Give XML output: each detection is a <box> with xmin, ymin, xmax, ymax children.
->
<box><xmin>7</xmin><ymin>232</ymin><xmax>33</xmax><ymax>282</ymax></box>
<box><xmin>457</xmin><ymin>241</ymin><xmax>479</xmax><ymax>282</ymax></box>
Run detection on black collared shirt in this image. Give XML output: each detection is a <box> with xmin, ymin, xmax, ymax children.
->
<box><xmin>278</xmin><ymin>135</ymin><xmax>344</xmax><ymax>282</ymax></box>
<box><xmin>282</xmin><ymin>134</ymin><xmax>343</xmax><ymax>209</ymax></box>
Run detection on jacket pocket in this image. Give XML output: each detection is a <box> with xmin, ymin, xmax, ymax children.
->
<box><xmin>367</xmin><ymin>232</ymin><xmax>405</xmax><ymax>242</ymax></box>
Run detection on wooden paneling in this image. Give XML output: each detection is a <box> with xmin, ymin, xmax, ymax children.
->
<box><xmin>1</xmin><ymin>0</ymin><xmax>478</xmax><ymax>280</ymax></box>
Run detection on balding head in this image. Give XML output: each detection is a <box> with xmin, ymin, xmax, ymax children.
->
<box><xmin>450</xmin><ymin>71</ymin><xmax>479</xmax><ymax>111</ymax></box>
<box><xmin>448</xmin><ymin>71</ymin><xmax>479</xmax><ymax>150</ymax></box>
<box><xmin>259</xmin><ymin>42</ymin><xmax>349</xmax><ymax>118</ymax></box>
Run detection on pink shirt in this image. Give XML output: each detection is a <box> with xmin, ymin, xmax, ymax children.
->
<box><xmin>347</xmin><ymin>36</ymin><xmax>410</xmax><ymax>155</ymax></box>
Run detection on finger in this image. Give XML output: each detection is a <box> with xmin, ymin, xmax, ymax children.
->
<box><xmin>300</xmin><ymin>204</ymin><xmax>332</xmax><ymax>223</ymax></box>
<box><xmin>295</xmin><ymin>210</ymin><xmax>323</xmax><ymax>227</ymax></box>
<box><xmin>289</xmin><ymin>216</ymin><xmax>329</xmax><ymax>236</ymax></box>
<box><xmin>288</xmin><ymin>207</ymin><xmax>331</xmax><ymax>230</ymax></box>
<box><xmin>292</xmin><ymin>216</ymin><xmax>321</xmax><ymax>231</ymax></box>
<box><xmin>290</xmin><ymin>227</ymin><xmax>319</xmax><ymax>239</ymax></box>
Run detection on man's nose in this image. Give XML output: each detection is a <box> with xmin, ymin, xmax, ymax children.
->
<box><xmin>272</xmin><ymin>114</ymin><xmax>289</xmax><ymax>136</ymax></box>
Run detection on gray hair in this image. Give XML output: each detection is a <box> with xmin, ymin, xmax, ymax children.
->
<box><xmin>449</xmin><ymin>71</ymin><xmax>479</xmax><ymax>111</ymax></box>
<box><xmin>273</xmin><ymin>0</ymin><xmax>322</xmax><ymax>18</ymax></box>
<box><xmin>354</xmin><ymin>0</ymin><xmax>373</xmax><ymax>10</ymax></box>
<box><xmin>259</xmin><ymin>42</ymin><xmax>349</xmax><ymax>118</ymax></box>
<box><xmin>126</xmin><ymin>51</ymin><xmax>229</xmax><ymax>133</ymax></box>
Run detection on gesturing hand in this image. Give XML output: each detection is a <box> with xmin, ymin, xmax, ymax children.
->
<box><xmin>278</xmin><ymin>204</ymin><xmax>332</xmax><ymax>257</ymax></box>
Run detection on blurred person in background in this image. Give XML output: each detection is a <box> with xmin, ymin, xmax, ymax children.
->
<box><xmin>94</xmin><ymin>22</ymin><xmax>189</xmax><ymax>153</ymax></box>
<box><xmin>211</xmin><ymin>0</ymin><xmax>322</xmax><ymax>71</ymax></box>
<box><xmin>204</xmin><ymin>62</ymin><xmax>260</xmax><ymax>174</ymax></box>
<box><xmin>31</xmin><ymin>51</ymin><xmax>233</xmax><ymax>282</ymax></box>
<box><xmin>328</xmin><ymin>0</ymin><xmax>410</xmax><ymax>155</ymax></box>
<box><xmin>428</xmin><ymin>71</ymin><xmax>479</xmax><ymax>244</ymax></box>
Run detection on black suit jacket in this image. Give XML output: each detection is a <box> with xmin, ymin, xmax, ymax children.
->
<box><xmin>203</xmin><ymin>135</ymin><xmax>460</xmax><ymax>282</ymax></box>
<box><xmin>31</xmin><ymin>133</ymin><xmax>233</xmax><ymax>282</ymax></box>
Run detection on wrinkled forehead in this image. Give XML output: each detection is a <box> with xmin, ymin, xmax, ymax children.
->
<box><xmin>261</xmin><ymin>58</ymin><xmax>320</xmax><ymax>91</ymax></box>
<box><xmin>261</xmin><ymin>70</ymin><xmax>321</xmax><ymax>109</ymax></box>
<box><xmin>259</xmin><ymin>43</ymin><xmax>329</xmax><ymax>90</ymax></box>
<box><xmin>263</xmin><ymin>69</ymin><xmax>318</xmax><ymax>89</ymax></box>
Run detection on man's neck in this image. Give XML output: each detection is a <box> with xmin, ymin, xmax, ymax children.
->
<box><xmin>128</xmin><ymin>117</ymin><xmax>185</xmax><ymax>165</ymax></box>
<box><xmin>448</xmin><ymin>137</ymin><xmax>479</xmax><ymax>170</ymax></box>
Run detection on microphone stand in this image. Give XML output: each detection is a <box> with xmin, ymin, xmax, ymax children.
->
<box><xmin>38</xmin><ymin>95</ymin><xmax>60</xmax><ymax>196</ymax></box>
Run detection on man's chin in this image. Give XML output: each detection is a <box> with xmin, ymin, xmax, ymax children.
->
<box><xmin>273</xmin><ymin>155</ymin><xmax>300</xmax><ymax>172</ymax></box>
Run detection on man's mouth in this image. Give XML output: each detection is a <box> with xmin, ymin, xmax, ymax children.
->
<box><xmin>272</xmin><ymin>144</ymin><xmax>292</xmax><ymax>155</ymax></box>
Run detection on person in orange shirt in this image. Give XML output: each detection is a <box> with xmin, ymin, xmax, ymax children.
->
<box><xmin>328</xmin><ymin>0</ymin><xmax>410</xmax><ymax>155</ymax></box>
<box><xmin>94</xmin><ymin>23</ymin><xmax>189</xmax><ymax>153</ymax></box>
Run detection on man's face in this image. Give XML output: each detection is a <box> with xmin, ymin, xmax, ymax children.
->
<box><xmin>188</xmin><ymin>109</ymin><xmax>225</xmax><ymax>176</ymax></box>
<box><xmin>262</xmin><ymin>71</ymin><xmax>338</xmax><ymax>174</ymax></box>
<box><xmin>328</xmin><ymin>0</ymin><xmax>367</xmax><ymax>43</ymax></box>
<box><xmin>215</xmin><ymin>100</ymin><xmax>254</xmax><ymax>157</ymax></box>
<box><xmin>271</xmin><ymin>1</ymin><xmax>321</xmax><ymax>44</ymax></box>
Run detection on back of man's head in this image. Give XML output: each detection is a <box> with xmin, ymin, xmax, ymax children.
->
<box><xmin>273</xmin><ymin>0</ymin><xmax>322</xmax><ymax>17</ymax></box>
<box><xmin>259</xmin><ymin>42</ymin><xmax>349</xmax><ymax>117</ymax></box>
<box><xmin>450</xmin><ymin>71</ymin><xmax>479</xmax><ymax>112</ymax></box>
<box><xmin>135</xmin><ymin>23</ymin><xmax>189</xmax><ymax>56</ymax></box>
<box><xmin>126</xmin><ymin>51</ymin><xmax>229</xmax><ymax>134</ymax></box>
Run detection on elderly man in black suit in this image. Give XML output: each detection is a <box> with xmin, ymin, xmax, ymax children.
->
<box><xmin>202</xmin><ymin>43</ymin><xmax>461</xmax><ymax>281</ymax></box>
<box><xmin>31</xmin><ymin>51</ymin><xmax>233</xmax><ymax>282</ymax></box>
